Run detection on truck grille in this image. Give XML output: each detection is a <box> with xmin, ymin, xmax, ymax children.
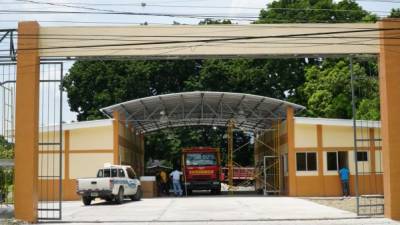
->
<box><xmin>192</xmin><ymin>175</ymin><xmax>212</xmax><ymax>180</ymax></box>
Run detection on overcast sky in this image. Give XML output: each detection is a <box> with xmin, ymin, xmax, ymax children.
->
<box><xmin>0</xmin><ymin>0</ymin><xmax>399</xmax><ymax>123</ymax></box>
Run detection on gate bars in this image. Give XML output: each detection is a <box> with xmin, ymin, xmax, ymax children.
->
<box><xmin>37</xmin><ymin>62</ymin><xmax>63</xmax><ymax>220</ymax></box>
<box><xmin>0</xmin><ymin>63</ymin><xmax>16</xmax><ymax>206</ymax></box>
<box><xmin>350</xmin><ymin>56</ymin><xmax>384</xmax><ymax>216</ymax></box>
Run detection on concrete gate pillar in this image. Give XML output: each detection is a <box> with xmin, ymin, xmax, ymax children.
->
<box><xmin>379</xmin><ymin>19</ymin><xmax>400</xmax><ymax>220</ymax></box>
<box><xmin>286</xmin><ymin>106</ymin><xmax>296</xmax><ymax>196</ymax></box>
<box><xmin>14</xmin><ymin>21</ymin><xmax>40</xmax><ymax>223</ymax></box>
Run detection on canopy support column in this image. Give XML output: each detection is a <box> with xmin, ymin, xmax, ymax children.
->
<box><xmin>286</xmin><ymin>107</ymin><xmax>296</xmax><ymax>196</ymax></box>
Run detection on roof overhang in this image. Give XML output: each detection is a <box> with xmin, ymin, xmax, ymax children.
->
<box><xmin>101</xmin><ymin>91</ymin><xmax>305</xmax><ymax>133</ymax></box>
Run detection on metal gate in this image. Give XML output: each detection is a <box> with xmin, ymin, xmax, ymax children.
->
<box><xmin>37</xmin><ymin>62</ymin><xmax>63</xmax><ymax>220</ymax></box>
<box><xmin>0</xmin><ymin>63</ymin><xmax>16</xmax><ymax>206</ymax></box>
<box><xmin>350</xmin><ymin>56</ymin><xmax>384</xmax><ymax>216</ymax></box>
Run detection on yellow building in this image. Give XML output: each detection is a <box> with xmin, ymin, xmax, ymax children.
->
<box><xmin>255</xmin><ymin>117</ymin><xmax>382</xmax><ymax>197</ymax></box>
<box><xmin>38</xmin><ymin>119</ymin><xmax>144</xmax><ymax>201</ymax></box>
<box><xmin>40</xmin><ymin>115</ymin><xmax>381</xmax><ymax>201</ymax></box>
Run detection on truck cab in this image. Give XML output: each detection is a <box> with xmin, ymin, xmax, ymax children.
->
<box><xmin>76</xmin><ymin>164</ymin><xmax>142</xmax><ymax>205</ymax></box>
<box><xmin>182</xmin><ymin>147</ymin><xmax>222</xmax><ymax>194</ymax></box>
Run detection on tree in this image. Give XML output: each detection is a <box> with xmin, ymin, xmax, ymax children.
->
<box><xmin>257</xmin><ymin>0</ymin><xmax>377</xmax><ymax>23</ymax></box>
<box><xmin>63</xmin><ymin>60</ymin><xmax>199</xmax><ymax>121</ymax></box>
<box><xmin>388</xmin><ymin>8</ymin><xmax>400</xmax><ymax>18</ymax></box>
<box><xmin>255</xmin><ymin>0</ymin><xmax>379</xmax><ymax>120</ymax></box>
<box><xmin>298</xmin><ymin>59</ymin><xmax>379</xmax><ymax>119</ymax></box>
<box><xmin>185</xmin><ymin>58</ymin><xmax>307</xmax><ymax>100</ymax></box>
<box><xmin>0</xmin><ymin>136</ymin><xmax>13</xmax><ymax>159</ymax></box>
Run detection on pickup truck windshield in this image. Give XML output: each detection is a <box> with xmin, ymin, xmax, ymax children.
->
<box><xmin>186</xmin><ymin>153</ymin><xmax>217</xmax><ymax>166</ymax></box>
<box><xmin>97</xmin><ymin>168</ymin><xmax>118</xmax><ymax>177</ymax></box>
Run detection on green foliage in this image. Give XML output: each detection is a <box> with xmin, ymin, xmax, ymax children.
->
<box><xmin>0</xmin><ymin>136</ymin><xmax>13</xmax><ymax>159</ymax></box>
<box><xmin>389</xmin><ymin>8</ymin><xmax>400</xmax><ymax>18</ymax></box>
<box><xmin>0</xmin><ymin>169</ymin><xmax>13</xmax><ymax>203</ymax></box>
<box><xmin>298</xmin><ymin>59</ymin><xmax>379</xmax><ymax>119</ymax></box>
<box><xmin>185</xmin><ymin>58</ymin><xmax>307</xmax><ymax>100</ymax></box>
<box><xmin>256</xmin><ymin>0</ymin><xmax>376</xmax><ymax>23</ymax></box>
<box><xmin>63</xmin><ymin>60</ymin><xmax>199</xmax><ymax>121</ymax></box>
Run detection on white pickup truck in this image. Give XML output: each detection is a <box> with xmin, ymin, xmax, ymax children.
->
<box><xmin>76</xmin><ymin>164</ymin><xmax>142</xmax><ymax>205</ymax></box>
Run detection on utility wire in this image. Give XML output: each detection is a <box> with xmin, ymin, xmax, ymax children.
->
<box><xmin>2</xmin><ymin>1</ymin><xmax>391</xmax><ymax>15</ymax></box>
<box><xmin>0</xmin><ymin>10</ymin><xmax>259</xmax><ymax>21</ymax></box>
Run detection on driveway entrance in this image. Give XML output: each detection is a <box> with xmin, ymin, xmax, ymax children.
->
<box><xmin>48</xmin><ymin>196</ymin><xmax>398</xmax><ymax>225</ymax></box>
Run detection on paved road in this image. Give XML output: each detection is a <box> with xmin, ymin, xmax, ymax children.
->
<box><xmin>41</xmin><ymin>196</ymin><xmax>399</xmax><ymax>225</ymax></box>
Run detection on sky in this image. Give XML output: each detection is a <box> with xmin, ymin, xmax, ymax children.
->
<box><xmin>0</xmin><ymin>0</ymin><xmax>399</xmax><ymax>123</ymax></box>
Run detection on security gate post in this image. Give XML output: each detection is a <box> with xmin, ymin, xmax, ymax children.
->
<box><xmin>379</xmin><ymin>19</ymin><xmax>400</xmax><ymax>220</ymax></box>
<box><xmin>14</xmin><ymin>21</ymin><xmax>40</xmax><ymax>223</ymax></box>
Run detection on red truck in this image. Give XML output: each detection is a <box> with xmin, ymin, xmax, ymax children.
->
<box><xmin>181</xmin><ymin>147</ymin><xmax>222</xmax><ymax>195</ymax></box>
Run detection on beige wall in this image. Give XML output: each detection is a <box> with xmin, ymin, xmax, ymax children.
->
<box><xmin>70</xmin><ymin>126</ymin><xmax>113</xmax><ymax>150</ymax></box>
<box><xmin>39</xmin><ymin>130</ymin><xmax>64</xmax><ymax>150</ymax></box>
<box><xmin>295</xmin><ymin>124</ymin><xmax>317</xmax><ymax>148</ymax></box>
<box><xmin>38</xmin><ymin>124</ymin><xmax>115</xmax><ymax>201</ymax></box>
<box><xmin>69</xmin><ymin>153</ymin><xmax>113</xmax><ymax>179</ymax></box>
<box><xmin>322</xmin><ymin>126</ymin><xmax>354</xmax><ymax>147</ymax></box>
<box><xmin>38</xmin><ymin>153</ymin><xmax>65</xmax><ymax>179</ymax></box>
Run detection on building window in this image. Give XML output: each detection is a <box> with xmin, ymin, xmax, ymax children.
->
<box><xmin>296</xmin><ymin>152</ymin><xmax>317</xmax><ymax>171</ymax></box>
<box><xmin>327</xmin><ymin>152</ymin><xmax>338</xmax><ymax>171</ymax></box>
<box><xmin>327</xmin><ymin>151</ymin><xmax>349</xmax><ymax>171</ymax></box>
<box><xmin>357</xmin><ymin>151</ymin><xmax>368</xmax><ymax>162</ymax></box>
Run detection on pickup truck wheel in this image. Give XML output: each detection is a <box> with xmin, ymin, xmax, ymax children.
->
<box><xmin>115</xmin><ymin>187</ymin><xmax>124</xmax><ymax>204</ymax></box>
<box><xmin>131</xmin><ymin>186</ymin><xmax>142</xmax><ymax>201</ymax></box>
<box><xmin>82</xmin><ymin>196</ymin><xmax>92</xmax><ymax>206</ymax></box>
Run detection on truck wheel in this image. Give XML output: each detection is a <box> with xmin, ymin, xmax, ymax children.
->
<box><xmin>82</xmin><ymin>196</ymin><xmax>92</xmax><ymax>206</ymax></box>
<box><xmin>131</xmin><ymin>186</ymin><xmax>142</xmax><ymax>201</ymax></box>
<box><xmin>115</xmin><ymin>187</ymin><xmax>124</xmax><ymax>204</ymax></box>
<box><xmin>211</xmin><ymin>188</ymin><xmax>221</xmax><ymax>195</ymax></box>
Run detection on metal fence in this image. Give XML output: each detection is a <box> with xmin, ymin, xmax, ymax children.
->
<box><xmin>37</xmin><ymin>62</ymin><xmax>63</xmax><ymax>220</ymax></box>
<box><xmin>0</xmin><ymin>63</ymin><xmax>16</xmax><ymax>207</ymax></box>
<box><xmin>350</xmin><ymin>56</ymin><xmax>384</xmax><ymax>216</ymax></box>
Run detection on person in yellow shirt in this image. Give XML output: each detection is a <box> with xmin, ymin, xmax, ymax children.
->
<box><xmin>159</xmin><ymin>170</ymin><xmax>169</xmax><ymax>196</ymax></box>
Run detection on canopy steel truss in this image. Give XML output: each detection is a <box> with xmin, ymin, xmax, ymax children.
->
<box><xmin>101</xmin><ymin>91</ymin><xmax>304</xmax><ymax>133</ymax></box>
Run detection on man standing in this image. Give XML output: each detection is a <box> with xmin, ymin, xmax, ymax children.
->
<box><xmin>339</xmin><ymin>166</ymin><xmax>350</xmax><ymax>197</ymax></box>
<box><xmin>159</xmin><ymin>169</ymin><xmax>169</xmax><ymax>196</ymax></box>
<box><xmin>169</xmin><ymin>168</ymin><xmax>183</xmax><ymax>197</ymax></box>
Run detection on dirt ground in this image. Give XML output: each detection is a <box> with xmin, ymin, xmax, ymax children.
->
<box><xmin>305</xmin><ymin>197</ymin><xmax>384</xmax><ymax>215</ymax></box>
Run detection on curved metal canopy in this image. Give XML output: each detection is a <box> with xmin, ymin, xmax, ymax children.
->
<box><xmin>101</xmin><ymin>91</ymin><xmax>305</xmax><ymax>133</ymax></box>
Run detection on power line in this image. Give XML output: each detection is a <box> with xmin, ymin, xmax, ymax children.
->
<box><xmin>2</xmin><ymin>1</ymin><xmax>264</xmax><ymax>10</ymax></box>
<box><xmin>0</xmin><ymin>10</ymin><xmax>259</xmax><ymax>20</ymax></box>
<box><xmin>0</xmin><ymin>20</ymin><xmax>172</xmax><ymax>25</ymax></box>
